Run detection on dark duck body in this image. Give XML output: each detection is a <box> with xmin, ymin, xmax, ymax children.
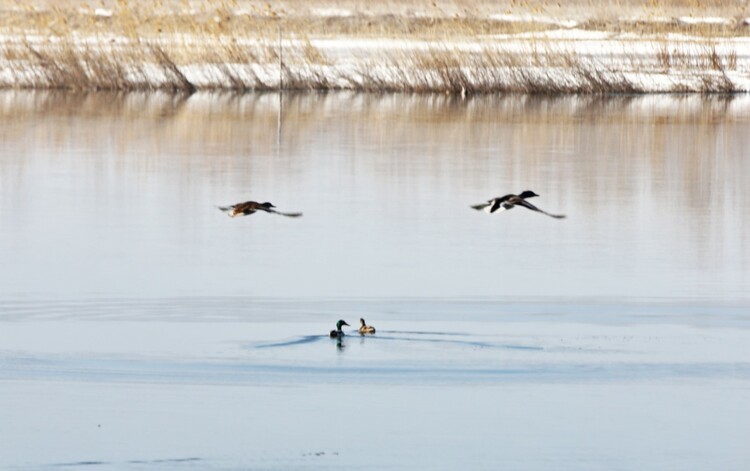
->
<box><xmin>329</xmin><ymin>320</ymin><xmax>349</xmax><ymax>338</ymax></box>
<box><xmin>218</xmin><ymin>201</ymin><xmax>302</xmax><ymax>218</ymax></box>
<box><xmin>471</xmin><ymin>190</ymin><xmax>565</xmax><ymax>219</ymax></box>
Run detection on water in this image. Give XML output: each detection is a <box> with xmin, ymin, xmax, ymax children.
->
<box><xmin>1</xmin><ymin>91</ymin><xmax>749</xmax><ymax>470</ymax></box>
<box><xmin>1</xmin><ymin>92</ymin><xmax>749</xmax><ymax>300</ymax></box>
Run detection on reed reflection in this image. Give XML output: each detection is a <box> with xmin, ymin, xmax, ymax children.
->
<box><xmin>0</xmin><ymin>91</ymin><xmax>747</xmax><ymax>301</ymax></box>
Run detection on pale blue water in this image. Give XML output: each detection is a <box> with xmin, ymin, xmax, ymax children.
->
<box><xmin>1</xmin><ymin>92</ymin><xmax>749</xmax><ymax>470</ymax></box>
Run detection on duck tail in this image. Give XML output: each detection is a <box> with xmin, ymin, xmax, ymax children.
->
<box><xmin>471</xmin><ymin>203</ymin><xmax>496</xmax><ymax>214</ymax></box>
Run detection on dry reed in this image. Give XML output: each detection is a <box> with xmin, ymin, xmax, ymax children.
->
<box><xmin>0</xmin><ymin>0</ymin><xmax>749</xmax><ymax>93</ymax></box>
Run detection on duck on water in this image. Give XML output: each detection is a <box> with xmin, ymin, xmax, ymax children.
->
<box><xmin>358</xmin><ymin>318</ymin><xmax>376</xmax><ymax>334</ymax></box>
<box><xmin>471</xmin><ymin>191</ymin><xmax>565</xmax><ymax>219</ymax></box>
<box><xmin>329</xmin><ymin>320</ymin><xmax>350</xmax><ymax>338</ymax></box>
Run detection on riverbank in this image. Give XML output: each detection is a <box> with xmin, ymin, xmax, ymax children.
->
<box><xmin>2</xmin><ymin>1</ymin><xmax>750</xmax><ymax>93</ymax></box>
<box><xmin>0</xmin><ymin>0</ymin><xmax>750</xmax><ymax>95</ymax></box>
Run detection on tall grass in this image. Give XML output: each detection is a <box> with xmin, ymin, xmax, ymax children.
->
<box><xmin>1</xmin><ymin>36</ymin><xmax>746</xmax><ymax>93</ymax></box>
<box><xmin>349</xmin><ymin>46</ymin><xmax>640</xmax><ymax>94</ymax></box>
<box><xmin>0</xmin><ymin>0</ymin><xmax>748</xmax><ymax>93</ymax></box>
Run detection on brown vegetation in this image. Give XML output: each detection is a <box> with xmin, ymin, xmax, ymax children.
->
<box><xmin>0</xmin><ymin>0</ymin><xmax>748</xmax><ymax>93</ymax></box>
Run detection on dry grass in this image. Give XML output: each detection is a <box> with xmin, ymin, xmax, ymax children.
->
<box><xmin>2</xmin><ymin>0</ymin><xmax>749</xmax><ymax>38</ymax></box>
<box><xmin>657</xmin><ymin>42</ymin><xmax>738</xmax><ymax>71</ymax></box>
<box><xmin>349</xmin><ymin>46</ymin><xmax>642</xmax><ymax>94</ymax></box>
<box><xmin>0</xmin><ymin>0</ymin><xmax>749</xmax><ymax>93</ymax></box>
<box><xmin>1</xmin><ymin>35</ymin><xmax>746</xmax><ymax>93</ymax></box>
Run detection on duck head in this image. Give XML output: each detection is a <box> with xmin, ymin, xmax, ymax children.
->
<box><xmin>519</xmin><ymin>190</ymin><xmax>539</xmax><ymax>199</ymax></box>
<box><xmin>261</xmin><ymin>202</ymin><xmax>276</xmax><ymax>209</ymax></box>
<box><xmin>336</xmin><ymin>320</ymin><xmax>350</xmax><ymax>330</ymax></box>
<box><xmin>359</xmin><ymin>318</ymin><xmax>366</xmax><ymax>327</ymax></box>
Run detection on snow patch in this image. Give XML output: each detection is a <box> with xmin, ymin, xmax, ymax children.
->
<box><xmin>311</xmin><ymin>8</ymin><xmax>354</xmax><ymax>17</ymax></box>
<box><xmin>94</xmin><ymin>8</ymin><xmax>113</xmax><ymax>18</ymax></box>
<box><xmin>678</xmin><ymin>16</ymin><xmax>733</xmax><ymax>25</ymax></box>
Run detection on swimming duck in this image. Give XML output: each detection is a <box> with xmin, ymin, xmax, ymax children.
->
<box><xmin>471</xmin><ymin>191</ymin><xmax>565</xmax><ymax>219</ymax></box>
<box><xmin>218</xmin><ymin>201</ymin><xmax>302</xmax><ymax>218</ymax></box>
<box><xmin>329</xmin><ymin>320</ymin><xmax>349</xmax><ymax>338</ymax></box>
<box><xmin>358</xmin><ymin>318</ymin><xmax>376</xmax><ymax>334</ymax></box>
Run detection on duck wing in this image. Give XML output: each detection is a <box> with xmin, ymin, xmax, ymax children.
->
<box><xmin>264</xmin><ymin>208</ymin><xmax>303</xmax><ymax>218</ymax></box>
<box><xmin>490</xmin><ymin>199</ymin><xmax>514</xmax><ymax>213</ymax></box>
<box><xmin>515</xmin><ymin>199</ymin><xmax>566</xmax><ymax>219</ymax></box>
<box><xmin>490</xmin><ymin>194</ymin><xmax>522</xmax><ymax>213</ymax></box>
<box><xmin>471</xmin><ymin>194</ymin><xmax>514</xmax><ymax>213</ymax></box>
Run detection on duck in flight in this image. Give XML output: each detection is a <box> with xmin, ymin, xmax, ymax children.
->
<box><xmin>329</xmin><ymin>320</ymin><xmax>350</xmax><ymax>338</ymax></box>
<box><xmin>358</xmin><ymin>318</ymin><xmax>376</xmax><ymax>334</ymax></box>
<box><xmin>218</xmin><ymin>201</ymin><xmax>302</xmax><ymax>218</ymax></box>
<box><xmin>471</xmin><ymin>191</ymin><xmax>565</xmax><ymax>219</ymax></box>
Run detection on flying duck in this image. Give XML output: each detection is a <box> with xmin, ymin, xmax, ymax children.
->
<box><xmin>358</xmin><ymin>318</ymin><xmax>376</xmax><ymax>334</ymax></box>
<box><xmin>329</xmin><ymin>320</ymin><xmax>349</xmax><ymax>338</ymax></box>
<box><xmin>471</xmin><ymin>191</ymin><xmax>565</xmax><ymax>219</ymax></box>
<box><xmin>217</xmin><ymin>201</ymin><xmax>302</xmax><ymax>218</ymax></box>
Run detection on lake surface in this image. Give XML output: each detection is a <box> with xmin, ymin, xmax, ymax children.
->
<box><xmin>1</xmin><ymin>91</ymin><xmax>749</xmax><ymax>470</ymax></box>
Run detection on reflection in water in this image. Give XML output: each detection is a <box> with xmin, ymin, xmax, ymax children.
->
<box><xmin>0</xmin><ymin>91</ymin><xmax>748</xmax><ymax>302</ymax></box>
<box><xmin>255</xmin><ymin>331</ymin><xmax>500</xmax><ymax>350</ymax></box>
<box><xmin>51</xmin><ymin>457</ymin><xmax>202</xmax><ymax>468</ymax></box>
<box><xmin>256</xmin><ymin>335</ymin><xmax>324</xmax><ymax>349</ymax></box>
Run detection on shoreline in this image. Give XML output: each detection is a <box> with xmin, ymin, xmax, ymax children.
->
<box><xmin>2</xmin><ymin>3</ymin><xmax>750</xmax><ymax>93</ymax></box>
<box><xmin>2</xmin><ymin>32</ymin><xmax>748</xmax><ymax>93</ymax></box>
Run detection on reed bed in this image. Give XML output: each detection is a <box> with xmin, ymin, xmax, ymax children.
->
<box><xmin>1</xmin><ymin>0</ymin><xmax>749</xmax><ymax>93</ymax></box>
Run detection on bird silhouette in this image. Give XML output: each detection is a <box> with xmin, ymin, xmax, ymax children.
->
<box><xmin>218</xmin><ymin>201</ymin><xmax>302</xmax><ymax>218</ymax></box>
<box><xmin>471</xmin><ymin>191</ymin><xmax>565</xmax><ymax>219</ymax></box>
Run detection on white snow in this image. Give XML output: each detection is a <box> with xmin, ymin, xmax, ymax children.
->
<box><xmin>310</xmin><ymin>8</ymin><xmax>354</xmax><ymax>17</ymax></box>
<box><xmin>679</xmin><ymin>16</ymin><xmax>733</xmax><ymax>25</ymax></box>
<box><xmin>94</xmin><ymin>8</ymin><xmax>113</xmax><ymax>18</ymax></box>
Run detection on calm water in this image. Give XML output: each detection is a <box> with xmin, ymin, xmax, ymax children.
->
<box><xmin>1</xmin><ymin>92</ymin><xmax>749</xmax><ymax>301</ymax></box>
<box><xmin>1</xmin><ymin>91</ymin><xmax>749</xmax><ymax>470</ymax></box>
